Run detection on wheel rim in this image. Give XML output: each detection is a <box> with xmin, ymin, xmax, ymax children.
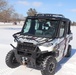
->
<box><xmin>12</xmin><ymin>57</ymin><xmax>16</xmax><ymax>63</ymax></box>
<box><xmin>48</xmin><ymin>62</ymin><xmax>55</xmax><ymax>73</ymax></box>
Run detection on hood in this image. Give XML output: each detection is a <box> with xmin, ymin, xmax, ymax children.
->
<box><xmin>14</xmin><ymin>33</ymin><xmax>52</xmax><ymax>45</ymax></box>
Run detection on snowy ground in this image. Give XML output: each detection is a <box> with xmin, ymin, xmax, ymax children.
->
<box><xmin>0</xmin><ymin>25</ymin><xmax>76</xmax><ymax>75</ymax></box>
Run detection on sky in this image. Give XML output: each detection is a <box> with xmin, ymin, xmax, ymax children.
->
<box><xmin>7</xmin><ymin>0</ymin><xmax>76</xmax><ymax>22</ymax></box>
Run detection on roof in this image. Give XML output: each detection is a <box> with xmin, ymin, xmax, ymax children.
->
<box><xmin>27</xmin><ymin>14</ymin><xmax>71</xmax><ymax>21</ymax></box>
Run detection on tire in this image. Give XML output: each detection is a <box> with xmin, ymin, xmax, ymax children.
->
<box><xmin>5</xmin><ymin>50</ymin><xmax>20</xmax><ymax>68</ymax></box>
<box><xmin>41</xmin><ymin>56</ymin><xmax>57</xmax><ymax>75</ymax></box>
<box><xmin>65</xmin><ymin>45</ymin><xmax>71</xmax><ymax>57</ymax></box>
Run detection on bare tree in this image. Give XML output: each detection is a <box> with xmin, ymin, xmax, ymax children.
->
<box><xmin>0</xmin><ymin>6</ymin><xmax>15</xmax><ymax>22</ymax></box>
<box><xmin>11</xmin><ymin>13</ymin><xmax>25</xmax><ymax>22</ymax></box>
<box><xmin>18</xmin><ymin>14</ymin><xmax>25</xmax><ymax>21</ymax></box>
<box><xmin>27</xmin><ymin>8</ymin><xmax>37</xmax><ymax>16</ymax></box>
<box><xmin>0</xmin><ymin>0</ymin><xmax>25</xmax><ymax>22</ymax></box>
<box><xmin>0</xmin><ymin>0</ymin><xmax>7</xmax><ymax>11</ymax></box>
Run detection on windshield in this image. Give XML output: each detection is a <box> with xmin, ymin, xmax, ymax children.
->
<box><xmin>22</xmin><ymin>18</ymin><xmax>59</xmax><ymax>38</ymax></box>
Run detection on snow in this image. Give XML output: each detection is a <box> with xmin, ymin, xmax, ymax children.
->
<box><xmin>0</xmin><ymin>22</ymin><xmax>13</xmax><ymax>25</ymax></box>
<box><xmin>0</xmin><ymin>25</ymin><xmax>76</xmax><ymax>75</ymax></box>
<box><xmin>0</xmin><ymin>22</ymin><xmax>24</xmax><ymax>26</ymax></box>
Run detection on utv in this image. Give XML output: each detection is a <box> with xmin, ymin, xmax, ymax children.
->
<box><xmin>5</xmin><ymin>14</ymin><xmax>73</xmax><ymax>75</ymax></box>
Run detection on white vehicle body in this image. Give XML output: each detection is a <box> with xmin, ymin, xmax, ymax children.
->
<box><xmin>12</xmin><ymin>33</ymin><xmax>72</xmax><ymax>62</ymax></box>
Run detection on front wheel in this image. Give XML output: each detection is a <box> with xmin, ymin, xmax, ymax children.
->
<box><xmin>5</xmin><ymin>50</ymin><xmax>20</xmax><ymax>68</ymax></box>
<box><xmin>41</xmin><ymin>56</ymin><xmax>57</xmax><ymax>75</ymax></box>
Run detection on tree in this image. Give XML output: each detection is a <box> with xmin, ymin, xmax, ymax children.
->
<box><xmin>0</xmin><ymin>6</ymin><xmax>15</xmax><ymax>22</ymax></box>
<box><xmin>27</xmin><ymin>8</ymin><xmax>37</xmax><ymax>16</ymax></box>
<box><xmin>12</xmin><ymin>13</ymin><xmax>19</xmax><ymax>21</ymax></box>
<box><xmin>0</xmin><ymin>0</ymin><xmax>7</xmax><ymax>11</ymax></box>
<box><xmin>72</xmin><ymin>21</ymin><xmax>76</xmax><ymax>26</ymax></box>
<box><xmin>0</xmin><ymin>0</ymin><xmax>25</xmax><ymax>22</ymax></box>
<box><xmin>11</xmin><ymin>13</ymin><xmax>25</xmax><ymax>22</ymax></box>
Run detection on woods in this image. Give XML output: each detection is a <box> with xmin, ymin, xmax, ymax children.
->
<box><xmin>0</xmin><ymin>0</ymin><xmax>38</xmax><ymax>22</ymax></box>
<box><xmin>0</xmin><ymin>0</ymin><xmax>24</xmax><ymax>22</ymax></box>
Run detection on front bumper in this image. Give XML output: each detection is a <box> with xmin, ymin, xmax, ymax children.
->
<box><xmin>14</xmin><ymin>42</ymin><xmax>41</xmax><ymax>68</ymax></box>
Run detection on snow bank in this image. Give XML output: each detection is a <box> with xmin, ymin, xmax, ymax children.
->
<box><xmin>0</xmin><ymin>22</ymin><xmax>13</xmax><ymax>25</ymax></box>
<box><xmin>0</xmin><ymin>22</ymin><xmax>24</xmax><ymax>26</ymax></box>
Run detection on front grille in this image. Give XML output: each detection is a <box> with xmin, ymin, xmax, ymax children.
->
<box><xmin>17</xmin><ymin>42</ymin><xmax>36</xmax><ymax>52</ymax></box>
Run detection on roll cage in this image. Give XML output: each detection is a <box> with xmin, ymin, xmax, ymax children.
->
<box><xmin>16</xmin><ymin>14</ymin><xmax>71</xmax><ymax>39</ymax></box>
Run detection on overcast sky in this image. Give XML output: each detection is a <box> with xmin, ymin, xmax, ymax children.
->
<box><xmin>8</xmin><ymin>0</ymin><xmax>76</xmax><ymax>21</ymax></box>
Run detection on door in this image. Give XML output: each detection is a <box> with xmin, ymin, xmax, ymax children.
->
<box><xmin>57</xmin><ymin>21</ymin><xmax>67</xmax><ymax>61</ymax></box>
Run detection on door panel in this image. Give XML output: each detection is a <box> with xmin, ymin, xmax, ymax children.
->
<box><xmin>57</xmin><ymin>38</ymin><xmax>66</xmax><ymax>61</ymax></box>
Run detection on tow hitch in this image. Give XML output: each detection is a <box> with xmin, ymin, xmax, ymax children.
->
<box><xmin>22</xmin><ymin>57</ymin><xmax>28</xmax><ymax>65</ymax></box>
